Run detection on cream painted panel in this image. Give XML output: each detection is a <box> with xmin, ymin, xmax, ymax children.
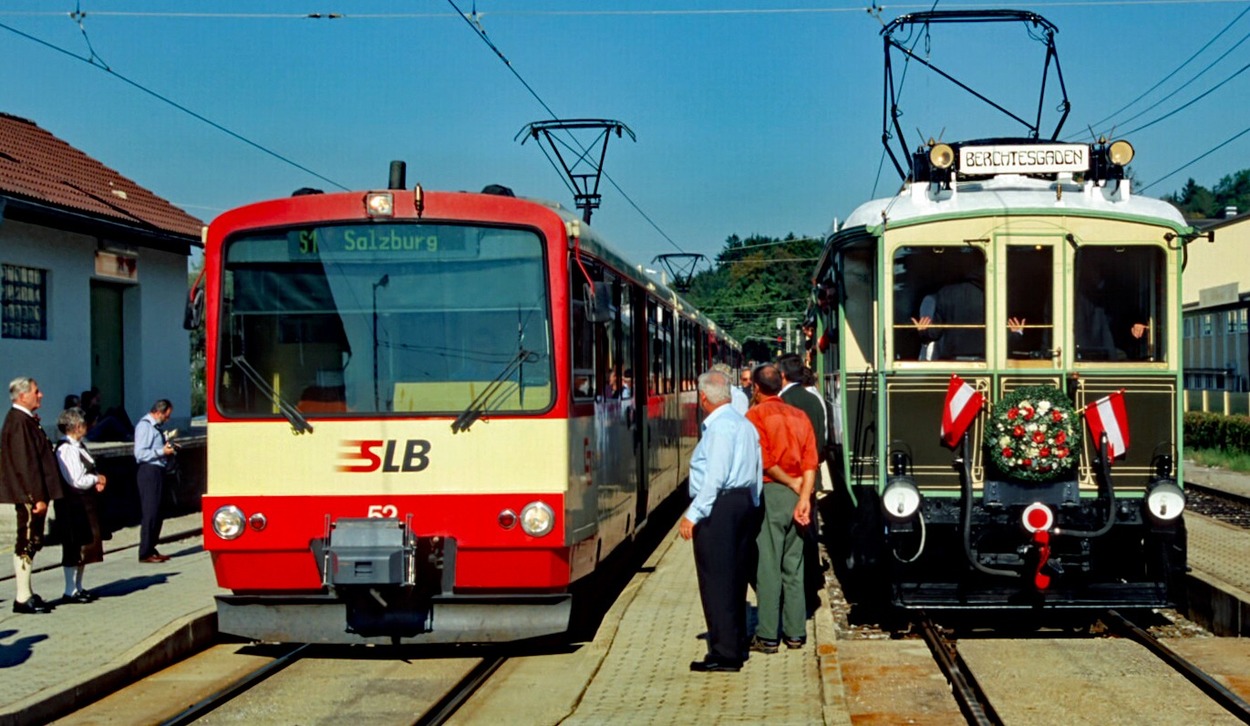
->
<box><xmin>207</xmin><ymin>418</ymin><xmax>569</xmax><ymax>496</ymax></box>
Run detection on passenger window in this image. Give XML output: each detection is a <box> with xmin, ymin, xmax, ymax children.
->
<box><xmin>893</xmin><ymin>246</ymin><xmax>986</xmax><ymax>361</ymax></box>
<box><xmin>1005</xmin><ymin>246</ymin><xmax>1054</xmax><ymax>360</ymax></box>
<box><xmin>1074</xmin><ymin>247</ymin><xmax>1165</xmax><ymax>362</ymax></box>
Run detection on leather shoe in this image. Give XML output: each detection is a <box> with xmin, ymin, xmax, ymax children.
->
<box><xmin>13</xmin><ymin>595</ymin><xmax>52</xmax><ymax>614</ymax></box>
<box><xmin>140</xmin><ymin>554</ymin><xmax>169</xmax><ymax>563</ymax></box>
<box><xmin>689</xmin><ymin>658</ymin><xmax>742</xmax><ymax>673</ymax></box>
<box><xmin>63</xmin><ymin>590</ymin><xmax>96</xmax><ymax>604</ymax></box>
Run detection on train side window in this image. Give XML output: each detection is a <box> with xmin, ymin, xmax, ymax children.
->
<box><xmin>1074</xmin><ymin>246</ymin><xmax>1165</xmax><ymax>362</ymax></box>
<box><xmin>571</xmin><ymin>260</ymin><xmax>597</xmax><ymax>399</ymax></box>
<box><xmin>892</xmin><ymin>246</ymin><xmax>986</xmax><ymax>362</ymax></box>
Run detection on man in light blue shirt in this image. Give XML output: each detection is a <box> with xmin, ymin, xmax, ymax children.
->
<box><xmin>133</xmin><ymin>399</ymin><xmax>175</xmax><ymax>563</ymax></box>
<box><xmin>679</xmin><ymin>369</ymin><xmax>762</xmax><ymax>672</ymax></box>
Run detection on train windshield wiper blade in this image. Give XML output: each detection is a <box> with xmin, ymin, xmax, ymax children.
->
<box><xmin>451</xmin><ymin>348</ymin><xmax>540</xmax><ymax>434</ymax></box>
<box><xmin>231</xmin><ymin>355</ymin><xmax>314</xmax><ymax>435</ymax></box>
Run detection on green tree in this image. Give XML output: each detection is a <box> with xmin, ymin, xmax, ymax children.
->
<box><xmin>685</xmin><ymin>233</ymin><xmax>820</xmax><ymax>361</ymax></box>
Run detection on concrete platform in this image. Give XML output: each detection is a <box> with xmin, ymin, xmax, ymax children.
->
<box><xmin>0</xmin><ymin>512</ymin><xmax>221</xmax><ymax>726</ymax></box>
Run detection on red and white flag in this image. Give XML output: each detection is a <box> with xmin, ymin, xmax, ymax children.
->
<box><xmin>941</xmin><ymin>374</ymin><xmax>983</xmax><ymax>448</ymax></box>
<box><xmin>1085</xmin><ymin>390</ymin><xmax>1130</xmax><ymax>459</ymax></box>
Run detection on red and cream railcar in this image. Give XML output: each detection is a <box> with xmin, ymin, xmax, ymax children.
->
<box><xmin>200</xmin><ymin>180</ymin><xmax>736</xmax><ymax>643</ymax></box>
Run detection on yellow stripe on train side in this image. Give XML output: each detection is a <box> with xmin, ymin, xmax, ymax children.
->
<box><xmin>206</xmin><ymin>418</ymin><xmax>569</xmax><ymax>496</ymax></box>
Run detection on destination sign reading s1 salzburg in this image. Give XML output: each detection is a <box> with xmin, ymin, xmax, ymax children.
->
<box><xmin>290</xmin><ymin>225</ymin><xmax>478</xmax><ymax>260</ymax></box>
<box><xmin>959</xmin><ymin>144</ymin><xmax>1089</xmax><ymax>175</ymax></box>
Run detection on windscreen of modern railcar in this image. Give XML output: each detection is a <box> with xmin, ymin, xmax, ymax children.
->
<box><xmin>216</xmin><ymin>224</ymin><xmax>553</xmax><ymax>417</ymax></box>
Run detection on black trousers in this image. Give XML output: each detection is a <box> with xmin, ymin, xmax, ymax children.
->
<box><xmin>13</xmin><ymin>503</ymin><xmax>45</xmax><ymax>560</ymax></box>
<box><xmin>693</xmin><ymin>488</ymin><xmax>757</xmax><ymax>663</ymax></box>
<box><xmin>136</xmin><ymin>463</ymin><xmax>165</xmax><ymax>559</ymax></box>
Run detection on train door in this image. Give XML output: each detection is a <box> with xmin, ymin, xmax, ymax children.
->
<box><xmin>628</xmin><ymin>283</ymin><xmax>649</xmax><ymax>528</ymax></box>
<box><xmin>999</xmin><ymin>236</ymin><xmax>1063</xmax><ymax>369</ymax></box>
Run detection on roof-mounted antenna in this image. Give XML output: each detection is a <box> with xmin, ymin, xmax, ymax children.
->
<box><xmin>517</xmin><ymin>119</ymin><xmax>636</xmax><ymax>224</ymax></box>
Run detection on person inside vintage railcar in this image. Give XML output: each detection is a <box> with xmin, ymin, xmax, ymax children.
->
<box><xmin>897</xmin><ymin>247</ymin><xmax>986</xmax><ymax>361</ymax></box>
<box><xmin>1005</xmin><ymin>246</ymin><xmax>1055</xmax><ymax>359</ymax></box>
<box><xmin>1073</xmin><ymin>248</ymin><xmax>1159</xmax><ymax>362</ymax></box>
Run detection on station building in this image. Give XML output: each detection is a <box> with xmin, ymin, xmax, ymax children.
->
<box><xmin>1182</xmin><ymin>208</ymin><xmax>1250</xmax><ymax>409</ymax></box>
<box><xmin>0</xmin><ymin>111</ymin><xmax>203</xmax><ymax>429</ymax></box>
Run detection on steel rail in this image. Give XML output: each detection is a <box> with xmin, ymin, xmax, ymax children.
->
<box><xmin>413</xmin><ymin>655</ymin><xmax>508</xmax><ymax>726</ymax></box>
<box><xmin>1105</xmin><ymin>609</ymin><xmax>1250</xmax><ymax>723</ymax></box>
<box><xmin>159</xmin><ymin>643</ymin><xmax>311</xmax><ymax>726</ymax></box>
<box><xmin>916</xmin><ymin>614</ymin><xmax>1004</xmax><ymax>726</ymax></box>
<box><xmin>1186</xmin><ymin>480</ymin><xmax>1250</xmax><ymax>509</ymax></box>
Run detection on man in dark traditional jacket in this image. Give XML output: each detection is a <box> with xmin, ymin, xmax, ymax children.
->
<box><xmin>1</xmin><ymin>377</ymin><xmax>64</xmax><ymax>613</ymax></box>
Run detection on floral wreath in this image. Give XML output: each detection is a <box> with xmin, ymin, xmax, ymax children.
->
<box><xmin>987</xmin><ymin>385</ymin><xmax>1082</xmax><ymax>482</ymax></box>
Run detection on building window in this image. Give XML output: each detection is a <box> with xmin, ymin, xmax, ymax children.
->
<box><xmin>1239</xmin><ymin>308</ymin><xmax>1248</xmax><ymax>333</ymax></box>
<box><xmin>1184</xmin><ymin>317</ymin><xmax>1194</xmax><ymax>339</ymax></box>
<box><xmin>1</xmin><ymin>265</ymin><xmax>47</xmax><ymax>341</ymax></box>
<box><xmin>1202</xmin><ymin>314</ymin><xmax>1213</xmax><ymax>337</ymax></box>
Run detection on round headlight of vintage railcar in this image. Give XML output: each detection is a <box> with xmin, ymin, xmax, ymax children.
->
<box><xmin>212</xmin><ymin>505</ymin><xmax>246</xmax><ymax>540</ymax></box>
<box><xmin>881</xmin><ymin>478</ymin><xmax>921</xmax><ymax>520</ymax></box>
<box><xmin>1108</xmin><ymin>139</ymin><xmax>1135</xmax><ymax>166</ymax></box>
<box><xmin>1145</xmin><ymin>481</ymin><xmax>1185</xmax><ymax>521</ymax></box>
<box><xmin>930</xmin><ymin>143</ymin><xmax>955</xmax><ymax>170</ymax></box>
<box><xmin>520</xmin><ymin>501</ymin><xmax>555</xmax><ymax>537</ymax></box>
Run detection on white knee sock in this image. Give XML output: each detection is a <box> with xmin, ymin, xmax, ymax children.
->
<box><xmin>13</xmin><ymin>554</ymin><xmax>33</xmax><ymax>603</ymax></box>
<box><xmin>64</xmin><ymin>566</ymin><xmax>77</xmax><ymax>596</ymax></box>
<box><xmin>75</xmin><ymin>565</ymin><xmax>85</xmax><ymax>593</ymax></box>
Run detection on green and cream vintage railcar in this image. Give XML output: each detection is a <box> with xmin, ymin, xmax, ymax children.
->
<box><xmin>812</xmin><ymin>138</ymin><xmax>1194</xmax><ymax>610</ymax></box>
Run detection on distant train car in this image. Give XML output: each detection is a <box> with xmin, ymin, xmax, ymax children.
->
<box><xmin>812</xmin><ymin>137</ymin><xmax>1192</xmax><ymax>610</ymax></box>
<box><xmin>198</xmin><ymin>175</ymin><xmax>737</xmax><ymax>643</ymax></box>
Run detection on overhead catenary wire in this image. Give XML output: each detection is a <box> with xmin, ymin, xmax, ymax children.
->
<box><xmin>445</xmin><ymin>0</ymin><xmax>687</xmax><ymax>253</ymax></box>
<box><xmin>0</xmin><ymin>19</ymin><xmax>349</xmax><ymax>192</ymax></box>
<box><xmin>4</xmin><ymin>2</ymin><xmax>1248</xmax><ymax>20</ymax></box>
<box><xmin>1138</xmin><ymin>122</ymin><xmax>1250</xmax><ymax>192</ymax></box>
<box><xmin>1074</xmin><ymin>3</ymin><xmax>1250</xmax><ymax>136</ymax></box>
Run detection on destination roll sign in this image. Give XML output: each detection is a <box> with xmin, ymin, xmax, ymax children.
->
<box><xmin>959</xmin><ymin>144</ymin><xmax>1089</xmax><ymax>175</ymax></box>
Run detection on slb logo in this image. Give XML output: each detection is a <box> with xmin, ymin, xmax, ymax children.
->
<box><xmin>337</xmin><ymin>439</ymin><xmax>431</xmax><ymax>473</ymax></box>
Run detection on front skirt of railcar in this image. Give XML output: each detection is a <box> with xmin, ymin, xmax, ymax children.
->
<box><xmin>212</xmin><ymin>516</ymin><xmax>572</xmax><ymax>644</ymax></box>
<box><xmin>855</xmin><ymin>424</ymin><xmax>1188</xmax><ymax>612</ymax></box>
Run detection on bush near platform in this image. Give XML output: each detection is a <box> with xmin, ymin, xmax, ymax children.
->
<box><xmin>1184</xmin><ymin>411</ymin><xmax>1250</xmax><ymax>452</ymax></box>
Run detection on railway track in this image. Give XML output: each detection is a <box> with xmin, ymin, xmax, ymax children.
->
<box><xmin>916</xmin><ymin>611</ymin><xmax>1250</xmax><ymax>725</ymax></box>
<box><xmin>1186</xmin><ymin>480</ymin><xmax>1250</xmax><ymax>529</ymax></box>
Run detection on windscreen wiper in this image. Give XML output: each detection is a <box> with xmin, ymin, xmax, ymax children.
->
<box><xmin>231</xmin><ymin>355</ymin><xmax>314</xmax><ymax>435</ymax></box>
<box><xmin>451</xmin><ymin>349</ymin><xmax>540</xmax><ymax>434</ymax></box>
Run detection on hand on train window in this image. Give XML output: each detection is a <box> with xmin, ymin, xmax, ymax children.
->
<box><xmin>911</xmin><ymin>315</ymin><xmax>932</xmax><ymax>333</ymax></box>
<box><xmin>1008</xmin><ymin>317</ymin><xmax>1026</xmax><ymax>335</ymax></box>
<box><xmin>1130</xmin><ymin>322</ymin><xmax>1147</xmax><ymax>339</ymax></box>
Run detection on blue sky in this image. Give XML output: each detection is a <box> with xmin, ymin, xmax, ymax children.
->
<box><xmin>2</xmin><ymin>1</ymin><xmax>1248</xmax><ymax>268</ymax></box>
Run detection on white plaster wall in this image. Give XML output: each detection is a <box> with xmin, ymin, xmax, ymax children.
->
<box><xmin>0</xmin><ymin>220</ymin><xmax>94</xmax><ymax>414</ymax></box>
<box><xmin>0</xmin><ymin>217</ymin><xmax>191</xmax><ymax>429</ymax></box>
<box><xmin>127</xmin><ymin>245</ymin><xmax>192</xmax><ymax>428</ymax></box>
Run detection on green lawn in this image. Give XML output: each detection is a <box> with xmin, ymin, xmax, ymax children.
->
<box><xmin>1187</xmin><ymin>447</ymin><xmax>1250</xmax><ymax>473</ymax></box>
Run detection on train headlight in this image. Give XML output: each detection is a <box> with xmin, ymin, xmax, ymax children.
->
<box><xmin>881</xmin><ymin>477</ymin><xmax>921</xmax><ymax>520</ymax></box>
<box><xmin>520</xmin><ymin>501</ymin><xmax>555</xmax><ymax>537</ymax></box>
<box><xmin>365</xmin><ymin>192</ymin><xmax>394</xmax><ymax>218</ymax></box>
<box><xmin>1108</xmin><ymin>139</ymin><xmax>1135</xmax><ymax>167</ymax></box>
<box><xmin>498</xmin><ymin>509</ymin><xmax>518</xmax><ymax>530</ymax></box>
<box><xmin>248</xmin><ymin>512</ymin><xmax>268</xmax><ymax>532</ymax></box>
<box><xmin>212</xmin><ymin>505</ymin><xmax>246</xmax><ymax>540</ymax></box>
<box><xmin>929</xmin><ymin>143</ymin><xmax>955</xmax><ymax>170</ymax></box>
<box><xmin>1145</xmin><ymin>480</ymin><xmax>1185</xmax><ymax>521</ymax></box>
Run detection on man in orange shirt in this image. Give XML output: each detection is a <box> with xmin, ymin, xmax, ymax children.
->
<box><xmin>745</xmin><ymin>364</ymin><xmax>818</xmax><ymax>653</ymax></box>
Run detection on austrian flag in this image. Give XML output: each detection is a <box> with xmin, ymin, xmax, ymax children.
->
<box><xmin>1085</xmin><ymin>390</ymin><xmax>1130</xmax><ymax>458</ymax></box>
<box><xmin>941</xmin><ymin>374</ymin><xmax>984</xmax><ymax>448</ymax></box>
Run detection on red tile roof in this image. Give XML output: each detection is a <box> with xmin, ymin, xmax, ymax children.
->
<box><xmin>0</xmin><ymin>112</ymin><xmax>203</xmax><ymax>240</ymax></box>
